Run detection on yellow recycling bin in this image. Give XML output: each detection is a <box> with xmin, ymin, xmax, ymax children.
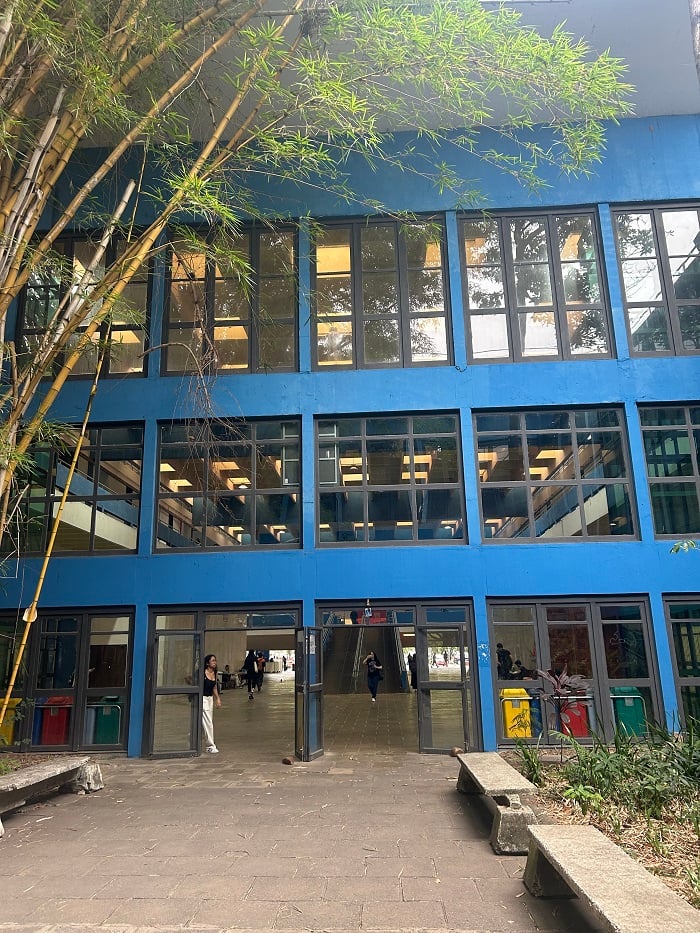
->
<box><xmin>500</xmin><ymin>687</ymin><xmax>532</xmax><ymax>738</ymax></box>
<box><xmin>0</xmin><ymin>698</ymin><xmax>21</xmax><ymax>746</ymax></box>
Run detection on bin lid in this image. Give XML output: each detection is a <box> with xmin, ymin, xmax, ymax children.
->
<box><xmin>610</xmin><ymin>686</ymin><xmax>643</xmax><ymax>697</ymax></box>
<box><xmin>499</xmin><ymin>688</ymin><xmax>531</xmax><ymax>698</ymax></box>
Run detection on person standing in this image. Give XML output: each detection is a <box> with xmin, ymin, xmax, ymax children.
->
<box><xmin>242</xmin><ymin>649</ymin><xmax>258</xmax><ymax>699</ymax></box>
<box><xmin>202</xmin><ymin>654</ymin><xmax>221</xmax><ymax>753</ymax></box>
<box><xmin>408</xmin><ymin>653</ymin><xmax>418</xmax><ymax>690</ymax></box>
<box><xmin>363</xmin><ymin>650</ymin><xmax>383</xmax><ymax>702</ymax></box>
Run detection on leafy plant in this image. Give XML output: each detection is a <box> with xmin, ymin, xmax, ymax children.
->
<box><xmin>514</xmin><ymin>736</ymin><xmax>545</xmax><ymax>786</ymax></box>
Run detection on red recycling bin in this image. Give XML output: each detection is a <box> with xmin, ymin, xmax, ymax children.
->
<box><xmin>559</xmin><ymin>698</ymin><xmax>589</xmax><ymax>737</ymax></box>
<box><xmin>40</xmin><ymin>698</ymin><xmax>71</xmax><ymax>745</ymax></box>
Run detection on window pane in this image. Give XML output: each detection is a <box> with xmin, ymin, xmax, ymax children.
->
<box><xmin>514</xmin><ymin>265</ymin><xmax>553</xmax><ymax>306</ymax></box>
<box><xmin>362</xmin><ymin>273</ymin><xmax>398</xmax><ymax>315</ymax></box>
<box><xmin>510</xmin><ymin>219</ymin><xmax>548</xmax><ymax>261</ymax></box>
<box><xmin>109</xmin><ymin>330</ymin><xmax>145</xmax><ymax>373</ymax></box>
<box><xmin>214</xmin><ymin>279</ymin><xmax>248</xmax><ymax>320</ymax></box>
<box><xmin>562</xmin><ymin>262</ymin><xmax>601</xmax><ymax>303</ymax></box>
<box><xmin>471</xmin><ymin>314</ymin><xmax>510</xmax><ymax>359</ymax></box>
<box><xmin>410</xmin><ymin>317</ymin><xmax>447</xmax><ymax>362</ymax></box>
<box><xmin>481</xmin><ymin>486</ymin><xmax>530</xmax><ymax>538</ymax></box>
<box><xmin>317</xmin><ymin>320</ymin><xmax>353</xmax><ymax>366</ymax></box>
<box><xmin>620</xmin><ymin>259</ymin><xmax>662</xmax><ymax>302</ymax></box>
<box><xmin>317</xmin><ymin>228</ymin><xmax>351</xmax><ymax>273</ymax></box>
<box><xmin>533</xmin><ymin>484</ymin><xmax>580</xmax><ymax>537</ymax></box>
<box><xmin>367</xmin><ymin>438</ymin><xmax>407</xmax><ymax>485</ymax></box>
<box><xmin>628</xmin><ymin>307</ymin><xmax>670</xmax><ymax>352</ymax></box>
<box><xmin>616</xmin><ymin>213</ymin><xmax>655</xmax><ymax>259</ymax></box>
<box><xmin>153</xmin><ymin>695</ymin><xmax>194</xmax><ymax>753</ymax></box>
<box><xmin>259</xmin><ymin>322</ymin><xmax>295</xmax><ymax>369</ymax></box>
<box><xmin>582</xmin><ymin>483</ymin><xmax>634</xmax><ymax>536</ymax></box>
<box><xmin>649</xmin><ymin>482</ymin><xmax>700</xmax><ymax>534</ymax></box>
<box><xmin>643</xmin><ymin>429</ymin><xmax>693</xmax><ymax>477</ymax></box>
<box><xmin>478</xmin><ymin>435</ymin><xmax>524</xmax><ymax>482</ymax></box>
<box><xmin>661</xmin><ymin>209</ymin><xmax>700</xmax><ymax>256</ymax></box>
<box><xmin>260</xmin><ymin>231</ymin><xmax>294</xmax><ymax>274</ymax></box>
<box><xmin>467</xmin><ymin>266</ymin><xmax>505</xmax><ymax>309</ymax></box>
<box><xmin>317</xmin><ymin>275</ymin><xmax>352</xmax><ymax>317</ymax></box>
<box><xmin>367</xmin><ymin>489</ymin><xmax>412</xmax><ymax>539</ymax></box>
<box><xmin>166</xmin><ymin>326</ymin><xmax>203</xmax><ymax>371</ymax></box>
<box><xmin>672</xmin><ymin>618</ymin><xmax>700</xmax><ymax>676</ymax></box>
<box><xmin>464</xmin><ymin>220</ymin><xmax>501</xmax><ymax>264</ymax></box>
<box><xmin>214</xmin><ymin>324</ymin><xmax>249</xmax><ymax>369</ymax></box>
<box><xmin>568</xmin><ymin>309</ymin><xmax>609</xmax><ymax>355</ymax></box>
<box><xmin>578</xmin><ymin>432</ymin><xmax>627</xmax><ymax>479</ymax></box>
<box><xmin>527</xmin><ymin>434</ymin><xmax>574</xmax><ymax>481</ymax></box>
<box><xmin>519</xmin><ymin>311</ymin><xmax>558</xmax><ymax>356</ymax></box>
<box><xmin>364</xmin><ymin>319</ymin><xmax>400</xmax><ymax>364</ymax></box>
<box><xmin>602</xmin><ymin>622</ymin><xmax>649</xmax><ymax>679</ymax></box>
<box><xmin>319</xmin><ymin>490</ymin><xmax>365</xmax><ymax>542</ymax></box>
<box><xmin>678</xmin><ymin>305</ymin><xmax>700</xmax><ymax>350</ymax></box>
<box><xmin>361</xmin><ymin>225</ymin><xmax>395</xmax><ymax>270</ymax></box>
<box><xmin>557</xmin><ymin>215</ymin><xmax>595</xmax><ymax>259</ymax></box>
<box><xmin>92</xmin><ymin>500</ymin><xmax>139</xmax><ymax>550</ymax></box>
<box><xmin>259</xmin><ymin>278</ymin><xmax>295</xmax><ymax>320</ymax></box>
<box><xmin>415</xmin><ymin>438</ymin><xmax>458</xmax><ymax>484</ymax></box>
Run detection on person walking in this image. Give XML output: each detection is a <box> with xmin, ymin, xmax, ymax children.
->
<box><xmin>202</xmin><ymin>654</ymin><xmax>221</xmax><ymax>753</ymax></box>
<box><xmin>241</xmin><ymin>649</ymin><xmax>258</xmax><ymax>699</ymax></box>
<box><xmin>255</xmin><ymin>653</ymin><xmax>267</xmax><ymax>692</ymax></box>
<box><xmin>363</xmin><ymin>650</ymin><xmax>383</xmax><ymax>702</ymax></box>
<box><xmin>408</xmin><ymin>652</ymin><xmax>418</xmax><ymax>690</ymax></box>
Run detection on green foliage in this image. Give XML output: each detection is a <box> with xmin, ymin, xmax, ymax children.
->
<box><xmin>513</xmin><ymin>736</ymin><xmax>545</xmax><ymax>786</ymax></box>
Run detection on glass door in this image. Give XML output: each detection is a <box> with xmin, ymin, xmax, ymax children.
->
<box><xmin>416</xmin><ymin>607</ymin><xmax>479</xmax><ymax>752</ymax></box>
<box><xmin>149</xmin><ymin>612</ymin><xmax>201</xmax><ymax>756</ymax></box>
<box><xmin>541</xmin><ymin>605</ymin><xmax>599</xmax><ymax>739</ymax></box>
<box><xmin>295</xmin><ymin>626</ymin><xmax>323</xmax><ymax>760</ymax></box>
<box><xmin>31</xmin><ymin>615</ymin><xmax>81</xmax><ymax>748</ymax></box>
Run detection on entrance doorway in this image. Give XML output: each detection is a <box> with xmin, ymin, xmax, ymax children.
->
<box><xmin>318</xmin><ymin>601</ymin><xmax>480</xmax><ymax>755</ymax></box>
<box><xmin>146</xmin><ymin>606</ymin><xmax>298</xmax><ymax>757</ymax></box>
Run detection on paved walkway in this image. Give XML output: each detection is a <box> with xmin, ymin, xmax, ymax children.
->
<box><xmin>0</xmin><ymin>747</ymin><xmax>602</xmax><ymax>933</ymax></box>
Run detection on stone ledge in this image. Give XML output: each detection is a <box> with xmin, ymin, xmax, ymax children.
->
<box><xmin>0</xmin><ymin>755</ymin><xmax>104</xmax><ymax>837</ymax></box>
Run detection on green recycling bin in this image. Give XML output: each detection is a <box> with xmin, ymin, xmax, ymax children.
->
<box><xmin>611</xmin><ymin>686</ymin><xmax>647</xmax><ymax>737</ymax></box>
<box><xmin>93</xmin><ymin>697</ymin><xmax>122</xmax><ymax>745</ymax></box>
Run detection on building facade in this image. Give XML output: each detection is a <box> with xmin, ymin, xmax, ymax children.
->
<box><xmin>1</xmin><ymin>1</ymin><xmax>700</xmax><ymax>760</ymax></box>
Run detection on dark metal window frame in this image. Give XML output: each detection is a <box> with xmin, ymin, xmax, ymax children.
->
<box><xmin>612</xmin><ymin>202</ymin><xmax>700</xmax><ymax>357</ymax></box>
<box><xmin>474</xmin><ymin>406</ymin><xmax>638</xmax><ymax>543</ymax></box>
<box><xmin>311</xmin><ymin>215</ymin><xmax>453</xmax><ymax>371</ymax></box>
<box><xmin>487</xmin><ymin>596</ymin><xmax>663</xmax><ymax>745</ymax></box>
<box><xmin>315</xmin><ymin>412</ymin><xmax>466</xmax><ymax>546</ymax></box>
<box><xmin>639</xmin><ymin>403</ymin><xmax>700</xmax><ymax>539</ymax></box>
<box><xmin>13</xmin><ymin>423</ymin><xmax>144</xmax><ymax>557</ymax></box>
<box><xmin>16</xmin><ymin>234</ymin><xmax>150</xmax><ymax>379</ymax></box>
<box><xmin>664</xmin><ymin>594</ymin><xmax>700</xmax><ymax>729</ymax></box>
<box><xmin>459</xmin><ymin>207</ymin><xmax>613</xmax><ymax>363</ymax></box>
<box><xmin>1</xmin><ymin>607</ymin><xmax>134</xmax><ymax>752</ymax></box>
<box><xmin>162</xmin><ymin>224</ymin><xmax>299</xmax><ymax>375</ymax></box>
<box><xmin>154</xmin><ymin>418</ymin><xmax>302</xmax><ymax>552</ymax></box>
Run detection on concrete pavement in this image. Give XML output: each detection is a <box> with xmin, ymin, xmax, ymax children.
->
<box><xmin>0</xmin><ymin>747</ymin><xmax>602</xmax><ymax>933</ymax></box>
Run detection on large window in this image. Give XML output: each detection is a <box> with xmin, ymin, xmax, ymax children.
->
<box><xmin>476</xmin><ymin>408</ymin><xmax>636</xmax><ymax>540</ymax></box>
<box><xmin>155</xmin><ymin>420</ymin><xmax>301</xmax><ymax>549</ymax></box>
<box><xmin>317</xmin><ymin>414</ymin><xmax>465</xmax><ymax>543</ymax></box>
<box><xmin>313</xmin><ymin>218</ymin><xmax>450</xmax><ymax>369</ymax></box>
<box><xmin>665</xmin><ymin>598</ymin><xmax>700</xmax><ymax>726</ymax></box>
<box><xmin>639</xmin><ymin>405</ymin><xmax>700</xmax><ymax>537</ymax></box>
<box><xmin>18</xmin><ymin>237</ymin><xmax>148</xmax><ymax>377</ymax></box>
<box><xmin>614</xmin><ymin>205</ymin><xmax>700</xmax><ymax>355</ymax></box>
<box><xmin>163</xmin><ymin>227</ymin><xmax>297</xmax><ymax>373</ymax></box>
<box><xmin>489</xmin><ymin>599</ymin><xmax>661</xmax><ymax>743</ymax></box>
<box><xmin>461</xmin><ymin>210</ymin><xmax>611</xmax><ymax>361</ymax></box>
<box><xmin>2</xmin><ymin>425</ymin><xmax>143</xmax><ymax>555</ymax></box>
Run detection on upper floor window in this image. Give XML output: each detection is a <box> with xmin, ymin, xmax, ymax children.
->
<box><xmin>312</xmin><ymin>218</ymin><xmax>450</xmax><ymax>369</ymax></box>
<box><xmin>19</xmin><ymin>237</ymin><xmax>148</xmax><ymax>377</ymax></box>
<box><xmin>639</xmin><ymin>405</ymin><xmax>700</xmax><ymax>537</ymax></box>
<box><xmin>163</xmin><ymin>227</ymin><xmax>297</xmax><ymax>374</ymax></box>
<box><xmin>156</xmin><ymin>419</ymin><xmax>301</xmax><ymax>549</ymax></box>
<box><xmin>1</xmin><ymin>425</ymin><xmax>144</xmax><ymax>555</ymax></box>
<box><xmin>476</xmin><ymin>408</ymin><xmax>636</xmax><ymax>540</ymax></box>
<box><xmin>665</xmin><ymin>598</ymin><xmax>700</xmax><ymax>727</ymax></box>
<box><xmin>614</xmin><ymin>205</ymin><xmax>700</xmax><ymax>355</ymax></box>
<box><xmin>317</xmin><ymin>414</ymin><xmax>465</xmax><ymax>543</ymax></box>
<box><xmin>461</xmin><ymin>211</ymin><xmax>611</xmax><ymax>362</ymax></box>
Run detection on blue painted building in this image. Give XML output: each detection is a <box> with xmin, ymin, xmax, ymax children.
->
<box><xmin>1</xmin><ymin>0</ymin><xmax>700</xmax><ymax>758</ymax></box>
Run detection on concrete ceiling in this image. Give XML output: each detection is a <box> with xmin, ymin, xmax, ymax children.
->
<box><xmin>488</xmin><ymin>0</ymin><xmax>699</xmax><ymax>117</ymax></box>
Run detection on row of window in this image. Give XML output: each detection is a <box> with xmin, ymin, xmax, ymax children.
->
<box><xmin>18</xmin><ymin>204</ymin><xmax>700</xmax><ymax>376</ymax></box>
<box><xmin>3</xmin><ymin>405</ymin><xmax>699</xmax><ymax>556</ymax></box>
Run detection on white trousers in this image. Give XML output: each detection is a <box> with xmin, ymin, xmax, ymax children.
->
<box><xmin>202</xmin><ymin>696</ymin><xmax>215</xmax><ymax>748</ymax></box>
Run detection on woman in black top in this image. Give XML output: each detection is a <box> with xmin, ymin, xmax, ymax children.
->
<box><xmin>202</xmin><ymin>654</ymin><xmax>221</xmax><ymax>753</ymax></box>
<box><xmin>242</xmin><ymin>649</ymin><xmax>258</xmax><ymax>699</ymax></box>
<box><xmin>363</xmin><ymin>651</ymin><xmax>383</xmax><ymax>702</ymax></box>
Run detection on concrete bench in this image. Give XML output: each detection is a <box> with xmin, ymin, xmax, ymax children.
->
<box><xmin>0</xmin><ymin>755</ymin><xmax>104</xmax><ymax>837</ymax></box>
<box><xmin>456</xmin><ymin>751</ymin><xmax>537</xmax><ymax>854</ymax></box>
<box><xmin>524</xmin><ymin>824</ymin><xmax>699</xmax><ymax>932</ymax></box>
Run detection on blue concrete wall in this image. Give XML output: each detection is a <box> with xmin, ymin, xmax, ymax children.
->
<box><xmin>4</xmin><ymin>115</ymin><xmax>700</xmax><ymax>754</ymax></box>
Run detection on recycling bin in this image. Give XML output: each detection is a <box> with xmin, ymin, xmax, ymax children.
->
<box><xmin>93</xmin><ymin>698</ymin><xmax>122</xmax><ymax>744</ymax></box>
<box><xmin>611</xmin><ymin>686</ymin><xmax>647</xmax><ymax>737</ymax></box>
<box><xmin>558</xmin><ymin>698</ymin><xmax>589</xmax><ymax>737</ymax></box>
<box><xmin>0</xmin><ymin>698</ymin><xmax>21</xmax><ymax>746</ymax></box>
<box><xmin>500</xmin><ymin>687</ymin><xmax>532</xmax><ymax>738</ymax></box>
<box><xmin>528</xmin><ymin>693</ymin><xmax>543</xmax><ymax>737</ymax></box>
<box><xmin>39</xmin><ymin>698</ymin><xmax>71</xmax><ymax>745</ymax></box>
